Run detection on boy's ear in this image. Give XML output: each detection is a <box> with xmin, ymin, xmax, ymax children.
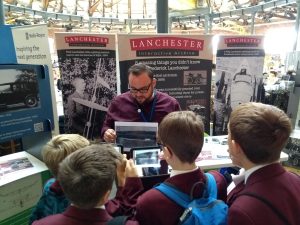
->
<box><xmin>231</xmin><ymin>139</ymin><xmax>243</xmax><ymax>156</ymax></box>
<box><xmin>101</xmin><ymin>190</ymin><xmax>111</xmax><ymax>204</ymax></box>
<box><xmin>163</xmin><ymin>146</ymin><xmax>173</xmax><ymax>159</ymax></box>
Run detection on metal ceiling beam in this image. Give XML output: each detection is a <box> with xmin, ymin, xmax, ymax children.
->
<box><xmin>42</xmin><ymin>0</ymin><xmax>49</xmax><ymax>11</ymax></box>
<box><xmin>89</xmin><ymin>16</ymin><xmax>119</xmax><ymax>23</ymax></box>
<box><xmin>293</xmin><ymin>0</ymin><xmax>300</xmax><ymax>50</ymax></box>
<box><xmin>210</xmin><ymin>0</ymin><xmax>296</xmax><ymax>19</ymax></box>
<box><xmin>4</xmin><ymin>4</ymin><xmax>84</xmax><ymax>21</ymax></box>
<box><xmin>169</xmin><ymin>7</ymin><xmax>210</xmax><ymax>18</ymax></box>
<box><xmin>89</xmin><ymin>0</ymin><xmax>102</xmax><ymax>16</ymax></box>
<box><xmin>3</xmin><ymin>0</ymin><xmax>297</xmax><ymax>27</ymax></box>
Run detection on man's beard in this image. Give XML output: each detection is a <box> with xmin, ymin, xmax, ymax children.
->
<box><xmin>136</xmin><ymin>89</ymin><xmax>154</xmax><ymax>105</ymax></box>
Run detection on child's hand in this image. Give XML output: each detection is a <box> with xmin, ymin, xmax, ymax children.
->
<box><xmin>116</xmin><ymin>154</ymin><xmax>127</xmax><ymax>187</ymax></box>
<box><xmin>125</xmin><ymin>159</ymin><xmax>139</xmax><ymax>178</ymax></box>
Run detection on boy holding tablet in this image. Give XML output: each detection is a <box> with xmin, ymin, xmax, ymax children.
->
<box><xmin>130</xmin><ymin>111</ymin><xmax>228</xmax><ymax>225</ymax></box>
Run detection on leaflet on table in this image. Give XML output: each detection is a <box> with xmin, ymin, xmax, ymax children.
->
<box><xmin>0</xmin><ymin>157</ymin><xmax>33</xmax><ymax>177</ymax></box>
<box><xmin>196</xmin><ymin>135</ymin><xmax>229</xmax><ymax>161</ymax></box>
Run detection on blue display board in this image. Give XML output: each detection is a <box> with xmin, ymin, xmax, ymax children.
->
<box><xmin>0</xmin><ymin>64</ymin><xmax>54</xmax><ymax>142</ymax></box>
<box><xmin>0</xmin><ymin>25</ymin><xmax>17</xmax><ymax>64</ymax></box>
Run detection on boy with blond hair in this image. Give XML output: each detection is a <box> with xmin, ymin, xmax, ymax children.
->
<box><xmin>29</xmin><ymin>134</ymin><xmax>89</xmax><ymax>224</ymax></box>
<box><xmin>33</xmin><ymin>144</ymin><xmax>141</xmax><ymax>225</ymax></box>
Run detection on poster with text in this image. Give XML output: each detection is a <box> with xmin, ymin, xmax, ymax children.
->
<box><xmin>55</xmin><ymin>33</ymin><xmax>117</xmax><ymax>139</ymax></box>
<box><xmin>0</xmin><ymin>25</ymin><xmax>55</xmax><ymax>142</ymax></box>
<box><xmin>214</xmin><ymin>36</ymin><xmax>265</xmax><ymax>135</ymax></box>
<box><xmin>118</xmin><ymin>35</ymin><xmax>213</xmax><ymax>132</ymax></box>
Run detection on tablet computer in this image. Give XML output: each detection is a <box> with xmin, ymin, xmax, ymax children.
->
<box><xmin>115</xmin><ymin>121</ymin><xmax>158</xmax><ymax>152</ymax></box>
<box><xmin>130</xmin><ymin>147</ymin><xmax>161</xmax><ymax>167</ymax></box>
<box><xmin>114</xmin><ymin>145</ymin><xmax>124</xmax><ymax>154</ymax></box>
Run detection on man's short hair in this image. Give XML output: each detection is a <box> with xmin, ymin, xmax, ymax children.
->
<box><xmin>42</xmin><ymin>134</ymin><xmax>89</xmax><ymax>177</ymax></box>
<box><xmin>58</xmin><ymin>144</ymin><xmax>123</xmax><ymax>209</ymax></box>
<box><xmin>158</xmin><ymin>111</ymin><xmax>204</xmax><ymax>163</ymax></box>
<box><xmin>229</xmin><ymin>102</ymin><xmax>292</xmax><ymax>164</ymax></box>
<box><xmin>128</xmin><ymin>63</ymin><xmax>154</xmax><ymax>79</ymax></box>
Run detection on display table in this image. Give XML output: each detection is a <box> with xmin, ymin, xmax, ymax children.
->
<box><xmin>136</xmin><ymin>140</ymin><xmax>289</xmax><ymax>176</ymax></box>
<box><xmin>0</xmin><ymin>151</ymin><xmax>51</xmax><ymax>225</ymax></box>
<box><xmin>196</xmin><ymin>150</ymin><xmax>288</xmax><ymax>170</ymax></box>
<box><xmin>197</xmin><ymin>136</ymin><xmax>288</xmax><ymax>169</ymax></box>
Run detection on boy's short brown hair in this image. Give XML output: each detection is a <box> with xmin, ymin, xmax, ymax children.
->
<box><xmin>58</xmin><ymin>144</ymin><xmax>123</xmax><ymax>209</ymax></box>
<box><xmin>42</xmin><ymin>134</ymin><xmax>89</xmax><ymax>177</ymax></box>
<box><xmin>229</xmin><ymin>102</ymin><xmax>292</xmax><ymax>164</ymax></box>
<box><xmin>158</xmin><ymin>111</ymin><xmax>204</xmax><ymax>163</ymax></box>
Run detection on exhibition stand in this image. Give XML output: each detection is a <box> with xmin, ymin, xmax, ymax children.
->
<box><xmin>0</xmin><ymin>24</ymin><xmax>54</xmax><ymax>224</ymax></box>
<box><xmin>0</xmin><ymin>21</ymin><xmax>298</xmax><ymax>225</ymax></box>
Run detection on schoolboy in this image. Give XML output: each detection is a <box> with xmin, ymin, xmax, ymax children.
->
<box><xmin>33</xmin><ymin>144</ymin><xmax>141</xmax><ymax>225</ymax></box>
<box><xmin>132</xmin><ymin>111</ymin><xmax>228</xmax><ymax>225</ymax></box>
<box><xmin>29</xmin><ymin>134</ymin><xmax>89</xmax><ymax>224</ymax></box>
<box><xmin>227</xmin><ymin>102</ymin><xmax>300</xmax><ymax>225</ymax></box>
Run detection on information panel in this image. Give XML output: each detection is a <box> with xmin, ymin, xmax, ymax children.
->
<box><xmin>118</xmin><ymin>35</ymin><xmax>213</xmax><ymax>132</ymax></box>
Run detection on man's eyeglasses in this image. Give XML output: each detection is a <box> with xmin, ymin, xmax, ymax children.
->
<box><xmin>129</xmin><ymin>83</ymin><xmax>152</xmax><ymax>94</ymax></box>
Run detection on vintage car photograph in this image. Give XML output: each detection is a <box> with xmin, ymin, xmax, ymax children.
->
<box><xmin>0</xmin><ymin>68</ymin><xmax>39</xmax><ymax>112</ymax></box>
<box><xmin>0</xmin><ymin>81</ymin><xmax>39</xmax><ymax>111</ymax></box>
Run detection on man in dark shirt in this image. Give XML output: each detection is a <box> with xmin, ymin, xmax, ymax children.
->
<box><xmin>101</xmin><ymin>63</ymin><xmax>180</xmax><ymax>143</ymax></box>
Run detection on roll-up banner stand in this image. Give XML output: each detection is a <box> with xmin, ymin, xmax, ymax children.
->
<box><xmin>118</xmin><ymin>35</ymin><xmax>213</xmax><ymax>133</ymax></box>
<box><xmin>214</xmin><ymin>35</ymin><xmax>265</xmax><ymax>135</ymax></box>
<box><xmin>9</xmin><ymin>25</ymin><xmax>56</xmax><ymax>137</ymax></box>
<box><xmin>55</xmin><ymin>33</ymin><xmax>117</xmax><ymax>139</ymax></box>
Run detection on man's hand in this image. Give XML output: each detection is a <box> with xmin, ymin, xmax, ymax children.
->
<box><xmin>103</xmin><ymin>129</ymin><xmax>116</xmax><ymax>143</ymax></box>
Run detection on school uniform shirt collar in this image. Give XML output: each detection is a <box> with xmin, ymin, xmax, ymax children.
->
<box><xmin>227</xmin><ymin>162</ymin><xmax>280</xmax><ymax>195</ymax></box>
<box><xmin>244</xmin><ymin>162</ymin><xmax>278</xmax><ymax>184</ymax></box>
<box><xmin>170</xmin><ymin>166</ymin><xmax>199</xmax><ymax>177</ymax></box>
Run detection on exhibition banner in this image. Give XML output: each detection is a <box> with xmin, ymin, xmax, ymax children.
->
<box><xmin>55</xmin><ymin>33</ymin><xmax>117</xmax><ymax>139</ymax></box>
<box><xmin>0</xmin><ymin>25</ymin><xmax>55</xmax><ymax>142</ymax></box>
<box><xmin>118</xmin><ymin>34</ymin><xmax>213</xmax><ymax>132</ymax></box>
<box><xmin>214</xmin><ymin>35</ymin><xmax>265</xmax><ymax>135</ymax></box>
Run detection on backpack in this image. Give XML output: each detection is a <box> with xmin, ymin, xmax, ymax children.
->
<box><xmin>155</xmin><ymin>173</ymin><xmax>228</xmax><ymax>225</ymax></box>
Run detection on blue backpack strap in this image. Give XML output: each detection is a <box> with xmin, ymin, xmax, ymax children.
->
<box><xmin>204</xmin><ymin>173</ymin><xmax>217</xmax><ymax>199</ymax></box>
<box><xmin>155</xmin><ymin>183</ymin><xmax>190</xmax><ymax>209</ymax></box>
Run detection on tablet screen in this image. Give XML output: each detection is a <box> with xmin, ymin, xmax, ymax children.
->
<box><xmin>133</xmin><ymin>148</ymin><xmax>160</xmax><ymax>167</ymax></box>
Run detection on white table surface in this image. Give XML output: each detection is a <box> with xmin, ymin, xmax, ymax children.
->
<box><xmin>0</xmin><ymin>151</ymin><xmax>48</xmax><ymax>186</ymax></box>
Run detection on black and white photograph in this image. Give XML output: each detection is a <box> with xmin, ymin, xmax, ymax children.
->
<box><xmin>59</xmin><ymin>56</ymin><xmax>117</xmax><ymax>139</ymax></box>
<box><xmin>115</xmin><ymin>122</ymin><xmax>158</xmax><ymax>152</ymax></box>
<box><xmin>55</xmin><ymin>33</ymin><xmax>117</xmax><ymax>140</ymax></box>
<box><xmin>0</xmin><ymin>68</ymin><xmax>39</xmax><ymax>112</ymax></box>
<box><xmin>186</xmin><ymin>99</ymin><xmax>208</xmax><ymax>128</ymax></box>
<box><xmin>283</xmin><ymin>136</ymin><xmax>300</xmax><ymax>168</ymax></box>
<box><xmin>214</xmin><ymin>58</ymin><xmax>264</xmax><ymax>135</ymax></box>
<box><xmin>133</xmin><ymin>148</ymin><xmax>160</xmax><ymax>167</ymax></box>
<box><xmin>183</xmin><ymin>70</ymin><xmax>207</xmax><ymax>85</ymax></box>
